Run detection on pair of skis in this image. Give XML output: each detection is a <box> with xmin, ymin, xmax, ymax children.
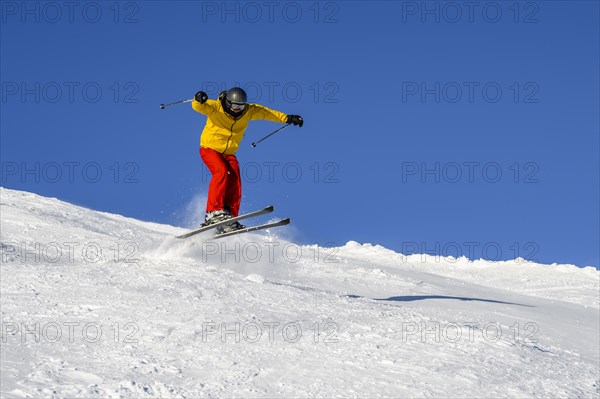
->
<box><xmin>176</xmin><ymin>205</ymin><xmax>290</xmax><ymax>240</ymax></box>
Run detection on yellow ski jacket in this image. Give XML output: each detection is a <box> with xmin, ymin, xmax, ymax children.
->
<box><xmin>192</xmin><ymin>99</ymin><xmax>288</xmax><ymax>155</ymax></box>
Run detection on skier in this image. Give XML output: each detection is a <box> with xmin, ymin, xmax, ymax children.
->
<box><xmin>192</xmin><ymin>87</ymin><xmax>303</xmax><ymax>233</ymax></box>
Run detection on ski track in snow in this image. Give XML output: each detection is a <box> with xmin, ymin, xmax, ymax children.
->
<box><xmin>1</xmin><ymin>187</ymin><xmax>599</xmax><ymax>398</ymax></box>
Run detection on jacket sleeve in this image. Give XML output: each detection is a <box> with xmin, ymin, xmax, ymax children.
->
<box><xmin>192</xmin><ymin>99</ymin><xmax>220</xmax><ymax>116</ymax></box>
<box><xmin>248</xmin><ymin>104</ymin><xmax>288</xmax><ymax>123</ymax></box>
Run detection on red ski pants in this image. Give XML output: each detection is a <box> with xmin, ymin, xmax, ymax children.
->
<box><xmin>200</xmin><ymin>147</ymin><xmax>242</xmax><ymax>217</ymax></box>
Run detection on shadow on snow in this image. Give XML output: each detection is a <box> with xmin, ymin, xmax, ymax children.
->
<box><xmin>267</xmin><ymin>281</ymin><xmax>535</xmax><ymax>308</ymax></box>
<box><xmin>367</xmin><ymin>295</ymin><xmax>534</xmax><ymax>307</ymax></box>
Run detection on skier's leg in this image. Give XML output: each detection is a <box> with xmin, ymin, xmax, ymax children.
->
<box><xmin>200</xmin><ymin>147</ymin><xmax>230</xmax><ymax>213</ymax></box>
<box><xmin>223</xmin><ymin>154</ymin><xmax>242</xmax><ymax>217</ymax></box>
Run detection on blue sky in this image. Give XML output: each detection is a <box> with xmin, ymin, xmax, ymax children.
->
<box><xmin>1</xmin><ymin>1</ymin><xmax>598</xmax><ymax>268</ymax></box>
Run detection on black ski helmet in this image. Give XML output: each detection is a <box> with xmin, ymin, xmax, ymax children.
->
<box><xmin>223</xmin><ymin>87</ymin><xmax>248</xmax><ymax>116</ymax></box>
<box><xmin>226</xmin><ymin>87</ymin><xmax>247</xmax><ymax>104</ymax></box>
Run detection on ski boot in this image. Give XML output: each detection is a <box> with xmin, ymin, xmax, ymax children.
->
<box><xmin>201</xmin><ymin>209</ymin><xmax>231</xmax><ymax>227</ymax></box>
<box><xmin>218</xmin><ymin>220</ymin><xmax>246</xmax><ymax>234</ymax></box>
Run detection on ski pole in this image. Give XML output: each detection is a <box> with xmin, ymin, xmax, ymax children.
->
<box><xmin>160</xmin><ymin>98</ymin><xmax>193</xmax><ymax>109</ymax></box>
<box><xmin>251</xmin><ymin>123</ymin><xmax>292</xmax><ymax>148</ymax></box>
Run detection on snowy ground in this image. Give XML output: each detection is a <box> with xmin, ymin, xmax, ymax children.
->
<box><xmin>1</xmin><ymin>187</ymin><xmax>599</xmax><ymax>398</ymax></box>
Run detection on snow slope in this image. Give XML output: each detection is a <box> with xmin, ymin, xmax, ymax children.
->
<box><xmin>1</xmin><ymin>187</ymin><xmax>599</xmax><ymax>398</ymax></box>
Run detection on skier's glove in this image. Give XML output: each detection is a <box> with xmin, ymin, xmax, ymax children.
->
<box><xmin>194</xmin><ymin>91</ymin><xmax>208</xmax><ymax>104</ymax></box>
<box><xmin>287</xmin><ymin>115</ymin><xmax>304</xmax><ymax>127</ymax></box>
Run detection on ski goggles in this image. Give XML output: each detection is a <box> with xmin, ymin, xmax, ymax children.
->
<box><xmin>228</xmin><ymin>101</ymin><xmax>246</xmax><ymax>111</ymax></box>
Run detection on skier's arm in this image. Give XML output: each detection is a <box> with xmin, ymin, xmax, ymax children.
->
<box><xmin>192</xmin><ymin>99</ymin><xmax>220</xmax><ymax>116</ymax></box>
<box><xmin>248</xmin><ymin>104</ymin><xmax>289</xmax><ymax>124</ymax></box>
<box><xmin>191</xmin><ymin>91</ymin><xmax>219</xmax><ymax>116</ymax></box>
